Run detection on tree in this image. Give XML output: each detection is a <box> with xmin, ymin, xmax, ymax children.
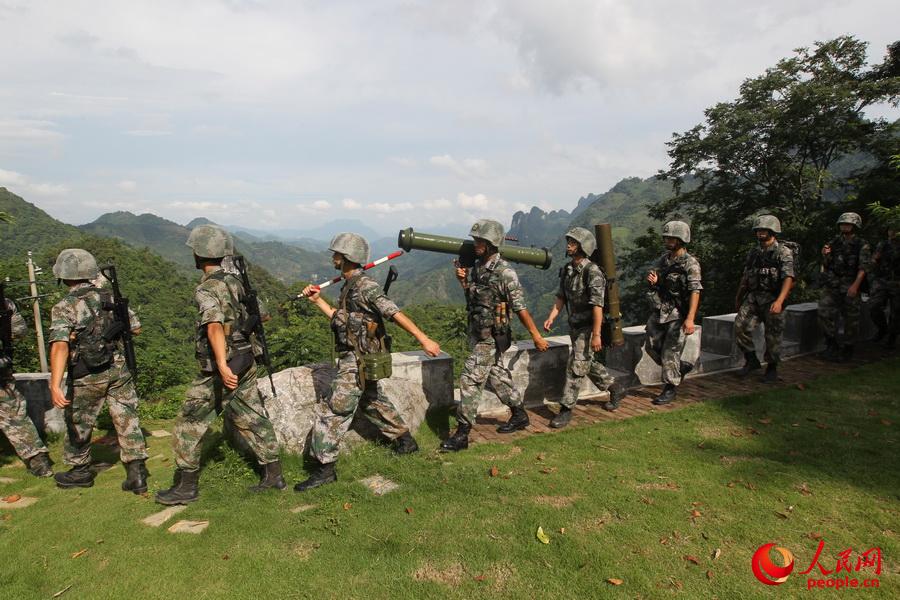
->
<box><xmin>651</xmin><ymin>36</ymin><xmax>900</xmax><ymax>314</ymax></box>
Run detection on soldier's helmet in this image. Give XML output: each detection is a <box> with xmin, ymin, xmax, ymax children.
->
<box><xmin>836</xmin><ymin>212</ymin><xmax>862</xmax><ymax>229</ymax></box>
<box><xmin>564</xmin><ymin>226</ymin><xmax>597</xmax><ymax>256</ymax></box>
<box><xmin>52</xmin><ymin>249</ymin><xmax>99</xmax><ymax>280</ymax></box>
<box><xmin>186</xmin><ymin>224</ymin><xmax>234</xmax><ymax>259</ymax></box>
<box><xmin>752</xmin><ymin>215</ymin><xmax>782</xmax><ymax>234</ymax></box>
<box><xmin>661</xmin><ymin>221</ymin><xmax>691</xmax><ymax>244</ymax></box>
<box><xmin>329</xmin><ymin>232</ymin><xmax>370</xmax><ymax>265</ymax></box>
<box><xmin>469</xmin><ymin>219</ymin><xmax>505</xmax><ymax>247</ymax></box>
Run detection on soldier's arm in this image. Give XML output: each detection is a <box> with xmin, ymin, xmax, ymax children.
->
<box><xmin>591</xmin><ymin>306</ymin><xmax>604</xmax><ymax>351</ymax></box>
<box><xmin>49</xmin><ymin>341</ymin><xmax>70</xmax><ymax>408</ymax></box>
<box><xmin>543</xmin><ymin>297</ymin><xmax>564</xmax><ymax>332</ymax></box>
<box><xmin>683</xmin><ymin>292</ymin><xmax>700</xmax><ymax>335</ymax></box>
<box><xmin>847</xmin><ymin>243</ymin><xmax>871</xmax><ymax>298</ymax></box>
<box><xmin>301</xmin><ymin>285</ymin><xmax>336</xmax><ymax>319</ymax></box>
<box><xmin>127</xmin><ymin>307</ymin><xmax>142</xmax><ymax>336</ymax></box>
<box><xmin>515</xmin><ymin>309</ymin><xmax>549</xmax><ymax>351</ymax></box>
<box><xmin>9</xmin><ymin>302</ymin><xmax>27</xmax><ymax>340</ymax></box>
<box><xmin>206</xmin><ymin>322</ymin><xmax>239</xmax><ymax>390</ymax></box>
<box><xmin>392</xmin><ymin>312</ymin><xmax>440</xmax><ymax>357</ymax></box>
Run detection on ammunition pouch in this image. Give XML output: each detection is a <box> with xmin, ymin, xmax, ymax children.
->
<box><xmin>493</xmin><ymin>325</ymin><xmax>512</xmax><ymax>354</ymax></box>
<box><xmin>226</xmin><ymin>342</ymin><xmax>255</xmax><ymax>378</ymax></box>
<box><xmin>360</xmin><ymin>351</ymin><xmax>392</xmax><ymax>385</ymax></box>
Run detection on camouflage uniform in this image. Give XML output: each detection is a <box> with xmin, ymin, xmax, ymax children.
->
<box><xmin>734</xmin><ymin>241</ymin><xmax>795</xmax><ymax>364</ymax></box>
<box><xmin>818</xmin><ymin>236</ymin><xmax>872</xmax><ymax>344</ymax></box>
<box><xmin>644</xmin><ymin>252</ymin><xmax>703</xmax><ymax>385</ymax></box>
<box><xmin>49</xmin><ymin>283</ymin><xmax>148</xmax><ymax>467</ymax></box>
<box><xmin>457</xmin><ymin>253</ymin><xmax>526</xmax><ymax>426</ymax></box>
<box><xmin>1</xmin><ymin>299</ymin><xmax>49</xmax><ymax>461</ymax></box>
<box><xmin>172</xmin><ymin>266</ymin><xmax>280</xmax><ymax>471</ymax></box>
<box><xmin>557</xmin><ymin>259</ymin><xmax>618</xmax><ymax>408</ymax></box>
<box><xmin>309</xmin><ymin>272</ymin><xmax>408</xmax><ymax>464</ymax></box>
<box><xmin>869</xmin><ymin>238</ymin><xmax>900</xmax><ymax>338</ymax></box>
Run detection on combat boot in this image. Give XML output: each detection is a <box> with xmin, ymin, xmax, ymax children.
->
<box><xmin>603</xmin><ymin>382</ymin><xmax>626</xmax><ymax>412</ymax></box>
<box><xmin>550</xmin><ymin>406</ymin><xmax>573</xmax><ymax>429</ymax></box>
<box><xmin>820</xmin><ymin>337</ymin><xmax>838</xmax><ymax>361</ymax></box>
<box><xmin>54</xmin><ymin>464</ymin><xmax>95</xmax><ymax>489</ymax></box>
<box><xmin>679</xmin><ymin>361</ymin><xmax>694</xmax><ymax>378</ymax></box>
<box><xmin>26</xmin><ymin>453</ymin><xmax>53</xmax><ymax>478</ymax></box>
<box><xmin>439</xmin><ymin>423</ymin><xmax>471</xmax><ymax>452</ymax></box>
<box><xmin>737</xmin><ymin>352</ymin><xmax>761</xmax><ymax>376</ymax></box>
<box><xmin>761</xmin><ymin>362</ymin><xmax>778</xmax><ymax>384</ymax></box>
<box><xmin>497</xmin><ymin>405</ymin><xmax>529</xmax><ymax>433</ymax></box>
<box><xmin>652</xmin><ymin>384</ymin><xmax>677</xmax><ymax>406</ymax></box>
<box><xmin>294</xmin><ymin>460</ymin><xmax>337</xmax><ymax>492</ymax></box>
<box><xmin>121</xmin><ymin>459</ymin><xmax>149</xmax><ymax>494</ymax></box>
<box><xmin>155</xmin><ymin>469</ymin><xmax>200</xmax><ymax>505</ymax></box>
<box><xmin>249</xmin><ymin>460</ymin><xmax>287</xmax><ymax>492</ymax></box>
<box><xmin>393</xmin><ymin>431</ymin><xmax>419</xmax><ymax>455</ymax></box>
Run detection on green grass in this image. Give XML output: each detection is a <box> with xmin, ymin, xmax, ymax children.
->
<box><xmin>1</xmin><ymin>358</ymin><xmax>898</xmax><ymax>599</ymax></box>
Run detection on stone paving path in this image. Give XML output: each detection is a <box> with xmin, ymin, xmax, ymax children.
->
<box><xmin>467</xmin><ymin>344</ymin><xmax>893</xmax><ymax>446</ymax></box>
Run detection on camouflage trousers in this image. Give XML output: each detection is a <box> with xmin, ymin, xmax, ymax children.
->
<box><xmin>644</xmin><ymin>314</ymin><xmax>692</xmax><ymax>386</ymax></box>
<box><xmin>818</xmin><ymin>285</ymin><xmax>861</xmax><ymax>344</ymax></box>
<box><xmin>0</xmin><ymin>380</ymin><xmax>49</xmax><ymax>462</ymax></box>
<box><xmin>734</xmin><ymin>295</ymin><xmax>786</xmax><ymax>364</ymax></box>
<box><xmin>560</xmin><ymin>328</ymin><xmax>618</xmax><ymax>409</ymax></box>
<box><xmin>458</xmin><ymin>338</ymin><xmax>522</xmax><ymax>427</ymax></box>
<box><xmin>172</xmin><ymin>364</ymin><xmax>280</xmax><ymax>471</ymax></box>
<box><xmin>64</xmin><ymin>364</ymin><xmax>147</xmax><ymax>467</ymax></box>
<box><xmin>869</xmin><ymin>281</ymin><xmax>900</xmax><ymax>335</ymax></box>
<box><xmin>310</xmin><ymin>352</ymin><xmax>408</xmax><ymax>465</ymax></box>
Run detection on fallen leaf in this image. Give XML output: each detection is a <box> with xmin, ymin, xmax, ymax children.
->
<box><xmin>222</xmin><ymin>554</ymin><xmax>229</xmax><ymax>560</ymax></box>
<box><xmin>52</xmin><ymin>585</ymin><xmax>73</xmax><ymax>598</ymax></box>
<box><xmin>473</xmin><ymin>575</ymin><xmax>486</xmax><ymax>582</ymax></box>
<box><xmin>71</xmin><ymin>549</ymin><xmax>88</xmax><ymax>559</ymax></box>
<box><xmin>691</xmin><ymin>501</ymin><xmax>702</xmax><ymax>507</ymax></box>
<box><xmin>726</xmin><ymin>482</ymin><xmax>736</xmax><ymax>488</ymax></box>
<box><xmin>807</xmin><ymin>532</ymin><xmax>823</xmax><ymax>541</ymax></box>
<box><xmin>2</xmin><ymin>494</ymin><xmax>21</xmax><ymax>503</ymax></box>
<box><xmin>713</xmin><ymin>548</ymin><xmax>722</xmax><ymax>560</ymax></box>
<box><xmin>758</xmin><ymin>417</ymin><xmax>773</xmax><ymax>425</ymax></box>
<box><xmin>796</xmin><ymin>383</ymin><xmax>806</xmax><ymax>391</ymax></box>
<box><xmin>640</xmin><ymin>497</ymin><xmax>653</xmax><ymax>505</ymax></box>
<box><xmin>405</xmin><ymin>507</ymin><xmax>413</xmax><ymax>515</ymax></box>
<box><xmin>683</xmin><ymin>555</ymin><xmax>700</xmax><ymax>565</ymax></box>
<box><xmin>489</xmin><ymin>466</ymin><xmax>499</xmax><ymax>477</ymax></box>
<box><xmin>867</xmin><ymin>409</ymin><xmax>879</xmax><ymax>416</ymax></box>
<box><xmin>816</xmin><ymin>423</ymin><xmax>828</xmax><ymax>430</ymax></box>
<box><xmin>881</xmin><ymin>419</ymin><xmax>893</xmax><ymax>426</ymax></box>
<box><xmin>559</xmin><ymin>527</ymin><xmax>566</xmax><ymax>534</ymax></box>
<box><xmin>748</xmin><ymin>427</ymin><xmax>760</xmax><ymax>435</ymax></box>
<box><xmin>697</xmin><ymin>441</ymin><xmax>706</xmax><ymax>449</ymax></box>
<box><xmin>745</xmin><ymin>482</ymin><xmax>758</xmax><ymax>491</ymax></box>
<box><xmin>606</xmin><ymin>578</ymin><xmax>624</xmax><ymax>586</ymax></box>
<box><xmin>774</xmin><ymin>511</ymin><xmax>790</xmax><ymax>520</ymax></box>
<box><xmin>660</xmin><ymin>537</ymin><xmax>670</xmax><ymax>545</ymax></box>
<box><xmin>791</xmin><ymin>423</ymin><xmax>800</xmax><ymax>428</ymax></box>
<box><xmin>536</xmin><ymin>526</ymin><xmax>551</xmax><ymax>544</ymax></box>
<box><xmin>706</xmin><ymin>570</ymin><xmax>714</xmax><ymax>580</ymax></box>
<box><xmin>690</xmin><ymin>510</ymin><xmax>702</xmax><ymax>518</ymax></box>
<box><xmin>342</xmin><ymin>502</ymin><xmax>352</xmax><ymax>510</ymax></box>
<box><xmin>536</xmin><ymin>453</ymin><xmax>546</xmax><ymax>461</ymax></box>
<box><xmin>540</xmin><ymin>467</ymin><xmax>557</xmax><ymax>474</ymax></box>
<box><xmin>798</xmin><ymin>483</ymin><xmax>813</xmax><ymax>497</ymax></box>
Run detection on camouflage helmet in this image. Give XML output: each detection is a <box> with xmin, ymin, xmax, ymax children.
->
<box><xmin>661</xmin><ymin>220</ymin><xmax>691</xmax><ymax>244</ymax></box>
<box><xmin>469</xmin><ymin>219</ymin><xmax>504</xmax><ymax>247</ymax></box>
<box><xmin>52</xmin><ymin>248</ymin><xmax>99</xmax><ymax>280</ymax></box>
<box><xmin>752</xmin><ymin>214</ymin><xmax>782</xmax><ymax>234</ymax></box>
<box><xmin>564</xmin><ymin>226</ymin><xmax>596</xmax><ymax>256</ymax></box>
<box><xmin>836</xmin><ymin>212</ymin><xmax>862</xmax><ymax>229</ymax></box>
<box><xmin>329</xmin><ymin>232</ymin><xmax>370</xmax><ymax>265</ymax></box>
<box><xmin>186</xmin><ymin>224</ymin><xmax>233</xmax><ymax>259</ymax></box>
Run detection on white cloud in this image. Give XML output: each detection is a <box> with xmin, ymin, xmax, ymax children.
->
<box><xmin>370</xmin><ymin>201</ymin><xmax>414</xmax><ymax>213</ymax></box>
<box><xmin>0</xmin><ymin>119</ymin><xmax>64</xmax><ymax>143</ymax></box>
<box><xmin>457</xmin><ymin>192</ymin><xmax>491</xmax><ymax>210</ymax></box>
<box><xmin>124</xmin><ymin>130</ymin><xmax>173</xmax><ymax>137</ymax></box>
<box><xmin>312</xmin><ymin>200</ymin><xmax>332</xmax><ymax>210</ymax></box>
<box><xmin>389</xmin><ymin>157</ymin><xmax>417</xmax><ymax>168</ymax></box>
<box><xmin>430</xmin><ymin>155</ymin><xmax>489</xmax><ymax>178</ymax></box>
<box><xmin>27</xmin><ymin>182</ymin><xmax>69</xmax><ymax>196</ymax></box>
<box><xmin>422</xmin><ymin>197</ymin><xmax>452</xmax><ymax>210</ymax></box>
<box><xmin>167</xmin><ymin>201</ymin><xmax>229</xmax><ymax>212</ymax></box>
<box><xmin>0</xmin><ymin>168</ymin><xmax>27</xmax><ymax>186</ymax></box>
<box><xmin>0</xmin><ymin>167</ymin><xmax>68</xmax><ymax>196</ymax></box>
<box><xmin>117</xmin><ymin>180</ymin><xmax>137</xmax><ymax>191</ymax></box>
<box><xmin>342</xmin><ymin>198</ymin><xmax>362</xmax><ymax>209</ymax></box>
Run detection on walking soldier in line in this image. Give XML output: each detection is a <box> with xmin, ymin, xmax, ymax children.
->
<box><xmin>543</xmin><ymin>227</ymin><xmax>626</xmax><ymax>425</ymax></box>
<box><xmin>644</xmin><ymin>221</ymin><xmax>702</xmax><ymax>406</ymax></box>
<box><xmin>295</xmin><ymin>233</ymin><xmax>440</xmax><ymax>491</ymax></box>
<box><xmin>48</xmin><ymin>249</ymin><xmax>149</xmax><ymax>492</ymax></box>
<box><xmin>733</xmin><ymin>215</ymin><xmax>795</xmax><ymax>382</ymax></box>
<box><xmin>869</xmin><ymin>225</ymin><xmax>900</xmax><ymax>350</ymax></box>
<box><xmin>156</xmin><ymin>225</ymin><xmax>284</xmax><ymax>505</ymax></box>
<box><xmin>441</xmin><ymin>219</ymin><xmax>549</xmax><ymax>452</ymax></box>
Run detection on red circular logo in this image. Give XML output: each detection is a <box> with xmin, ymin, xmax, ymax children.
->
<box><xmin>752</xmin><ymin>543</ymin><xmax>795</xmax><ymax>585</ymax></box>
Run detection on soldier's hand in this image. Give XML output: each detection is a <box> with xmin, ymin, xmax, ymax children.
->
<box><xmin>219</xmin><ymin>364</ymin><xmax>239</xmax><ymax>390</ymax></box>
<box><xmin>822</xmin><ymin>244</ymin><xmax>831</xmax><ymax>257</ymax></box>
<box><xmin>421</xmin><ymin>338</ymin><xmax>440</xmax><ymax>357</ymax></box>
<box><xmin>455</xmin><ymin>266</ymin><xmax>468</xmax><ymax>282</ymax></box>
<box><xmin>769</xmin><ymin>300</ymin><xmax>784</xmax><ymax>314</ymax></box>
<box><xmin>682</xmin><ymin>319</ymin><xmax>696</xmax><ymax>335</ymax></box>
<box><xmin>542</xmin><ymin>317</ymin><xmax>554</xmax><ymax>332</ymax></box>
<box><xmin>533</xmin><ymin>336</ymin><xmax>549</xmax><ymax>352</ymax></box>
<box><xmin>50</xmin><ymin>386</ymin><xmax>70</xmax><ymax>409</ymax></box>
<box><xmin>647</xmin><ymin>271</ymin><xmax>658</xmax><ymax>285</ymax></box>
<box><xmin>591</xmin><ymin>332</ymin><xmax>602</xmax><ymax>352</ymax></box>
<box><xmin>846</xmin><ymin>284</ymin><xmax>859</xmax><ymax>299</ymax></box>
<box><xmin>302</xmin><ymin>285</ymin><xmax>321</xmax><ymax>302</ymax></box>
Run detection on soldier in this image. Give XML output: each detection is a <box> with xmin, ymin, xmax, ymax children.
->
<box><xmin>294</xmin><ymin>233</ymin><xmax>441</xmax><ymax>491</ymax></box>
<box><xmin>869</xmin><ymin>225</ymin><xmax>900</xmax><ymax>349</ymax></box>
<box><xmin>156</xmin><ymin>225</ymin><xmax>284</xmax><ymax>505</ymax></box>
<box><xmin>1</xmin><ymin>292</ymin><xmax>53</xmax><ymax>477</ymax></box>
<box><xmin>441</xmin><ymin>219</ymin><xmax>549</xmax><ymax>452</ymax></box>
<box><xmin>542</xmin><ymin>227</ymin><xmax>626</xmax><ymax>425</ymax></box>
<box><xmin>48</xmin><ymin>249</ymin><xmax>149</xmax><ymax>492</ymax></box>
<box><xmin>818</xmin><ymin>212</ymin><xmax>871</xmax><ymax>362</ymax></box>
<box><xmin>733</xmin><ymin>215</ymin><xmax>795</xmax><ymax>382</ymax></box>
<box><xmin>644</xmin><ymin>221</ymin><xmax>702</xmax><ymax>406</ymax></box>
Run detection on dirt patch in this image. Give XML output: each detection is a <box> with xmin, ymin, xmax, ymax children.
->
<box><xmin>636</xmin><ymin>482</ymin><xmax>681</xmax><ymax>491</ymax></box>
<box><xmin>412</xmin><ymin>561</ymin><xmax>466</xmax><ymax>586</ymax></box>
<box><xmin>719</xmin><ymin>455</ymin><xmax>763</xmax><ymax>466</ymax></box>
<box><xmin>483</xmin><ymin>446</ymin><xmax>524</xmax><ymax>461</ymax></box>
<box><xmin>694</xmin><ymin>424</ymin><xmax>732</xmax><ymax>439</ymax></box>
<box><xmin>533</xmin><ymin>494</ymin><xmax>581</xmax><ymax>508</ymax></box>
<box><xmin>485</xmin><ymin>562</ymin><xmax>516</xmax><ymax>591</ymax></box>
<box><xmin>292</xmin><ymin>541</ymin><xmax>320</xmax><ymax>561</ymax></box>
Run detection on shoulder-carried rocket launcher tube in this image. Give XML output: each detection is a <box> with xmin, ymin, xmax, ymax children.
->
<box><xmin>593</xmin><ymin>223</ymin><xmax>624</xmax><ymax>347</ymax></box>
<box><xmin>397</xmin><ymin>228</ymin><xmax>552</xmax><ymax>270</ymax></box>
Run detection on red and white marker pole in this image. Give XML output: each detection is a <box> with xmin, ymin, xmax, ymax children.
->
<box><xmin>300</xmin><ymin>250</ymin><xmax>404</xmax><ymax>297</ymax></box>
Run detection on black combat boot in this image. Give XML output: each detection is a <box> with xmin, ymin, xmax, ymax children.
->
<box><xmin>679</xmin><ymin>361</ymin><xmax>694</xmax><ymax>378</ymax></box>
<box><xmin>293</xmin><ymin>460</ymin><xmax>337</xmax><ymax>492</ymax></box>
<box><xmin>737</xmin><ymin>351</ymin><xmax>761</xmax><ymax>376</ymax></box>
<box><xmin>121</xmin><ymin>459</ymin><xmax>149</xmax><ymax>494</ymax></box>
<box><xmin>55</xmin><ymin>464</ymin><xmax>95</xmax><ymax>488</ymax></box>
<box><xmin>821</xmin><ymin>337</ymin><xmax>838</xmax><ymax>361</ymax></box>
<box><xmin>497</xmin><ymin>405</ymin><xmax>529</xmax><ymax>433</ymax></box>
<box><xmin>603</xmin><ymin>382</ymin><xmax>627</xmax><ymax>412</ymax></box>
<box><xmin>26</xmin><ymin>453</ymin><xmax>53</xmax><ymax>478</ymax></box>
<box><xmin>393</xmin><ymin>431</ymin><xmax>419</xmax><ymax>455</ymax></box>
<box><xmin>439</xmin><ymin>423</ymin><xmax>471</xmax><ymax>452</ymax></box>
<box><xmin>550</xmin><ymin>406</ymin><xmax>573</xmax><ymax>428</ymax></box>
<box><xmin>652</xmin><ymin>384</ymin><xmax>677</xmax><ymax>406</ymax></box>
<box><xmin>249</xmin><ymin>460</ymin><xmax>287</xmax><ymax>492</ymax></box>
<box><xmin>761</xmin><ymin>362</ymin><xmax>778</xmax><ymax>384</ymax></box>
<box><xmin>155</xmin><ymin>469</ymin><xmax>200</xmax><ymax>505</ymax></box>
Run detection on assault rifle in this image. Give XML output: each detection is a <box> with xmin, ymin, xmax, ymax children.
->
<box><xmin>231</xmin><ymin>255</ymin><xmax>276</xmax><ymax>396</ymax></box>
<box><xmin>99</xmin><ymin>265</ymin><xmax>138</xmax><ymax>377</ymax></box>
<box><xmin>381</xmin><ymin>265</ymin><xmax>399</xmax><ymax>352</ymax></box>
<box><xmin>0</xmin><ymin>283</ymin><xmax>13</xmax><ymax>373</ymax></box>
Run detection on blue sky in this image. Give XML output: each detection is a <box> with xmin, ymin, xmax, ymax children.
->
<box><xmin>0</xmin><ymin>0</ymin><xmax>897</xmax><ymax>236</ymax></box>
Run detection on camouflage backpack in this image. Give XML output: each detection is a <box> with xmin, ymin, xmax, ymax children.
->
<box><xmin>69</xmin><ymin>287</ymin><xmax>122</xmax><ymax>378</ymax></box>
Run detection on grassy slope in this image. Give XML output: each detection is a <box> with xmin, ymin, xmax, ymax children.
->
<box><xmin>1</xmin><ymin>359</ymin><xmax>898</xmax><ymax>599</ymax></box>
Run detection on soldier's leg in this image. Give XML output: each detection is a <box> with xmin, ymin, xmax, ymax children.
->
<box><xmin>869</xmin><ymin>286</ymin><xmax>889</xmax><ymax>339</ymax></box>
<box><xmin>660</xmin><ymin>320</ymin><xmax>688</xmax><ymax>386</ymax></box>
<box><xmin>762</xmin><ymin>304</ymin><xmax>786</xmax><ymax>365</ymax></box>
<box><xmin>309</xmin><ymin>354</ymin><xmax>363</xmax><ymax>465</ymax></box>
<box><xmin>818</xmin><ymin>288</ymin><xmax>839</xmax><ymax>340</ymax></box>
<box><xmin>841</xmin><ymin>292</ymin><xmax>862</xmax><ymax>353</ymax></box>
<box><xmin>734</xmin><ymin>298</ymin><xmax>760</xmax><ymax>355</ymax></box>
<box><xmin>361</xmin><ymin>381</ymin><xmax>409</xmax><ymax>441</ymax></box>
<box><xmin>171</xmin><ymin>375</ymin><xmax>220</xmax><ymax>472</ymax></box>
<box><xmin>559</xmin><ymin>331</ymin><xmax>589</xmax><ymax>410</ymax></box>
<box><xmin>457</xmin><ymin>342</ymin><xmax>492</xmax><ymax>428</ymax></box>
<box><xmin>222</xmin><ymin>366</ymin><xmax>280</xmax><ymax>466</ymax></box>
<box><xmin>0</xmin><ymin>382</ymin><xmax>50</xmax><ymax>463</ymax></box>
<box><xmin>62</xmin><ymin>380</ymin><xmax>107</xmax><ymax>467</ymax></box>
<box><xmin>486</xmin><ymin>344</ymin><xmax>528</xmax><ymax>433</ymax></box>
<box><xmin>105</xmin><ymin>370</ymin><xmax>148</xmax><ymax>464</ymax></box>
<box><xmin>643</xmin><ymin>314</ymin><xmax>665</xmax><ymax>365</ymax></box>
